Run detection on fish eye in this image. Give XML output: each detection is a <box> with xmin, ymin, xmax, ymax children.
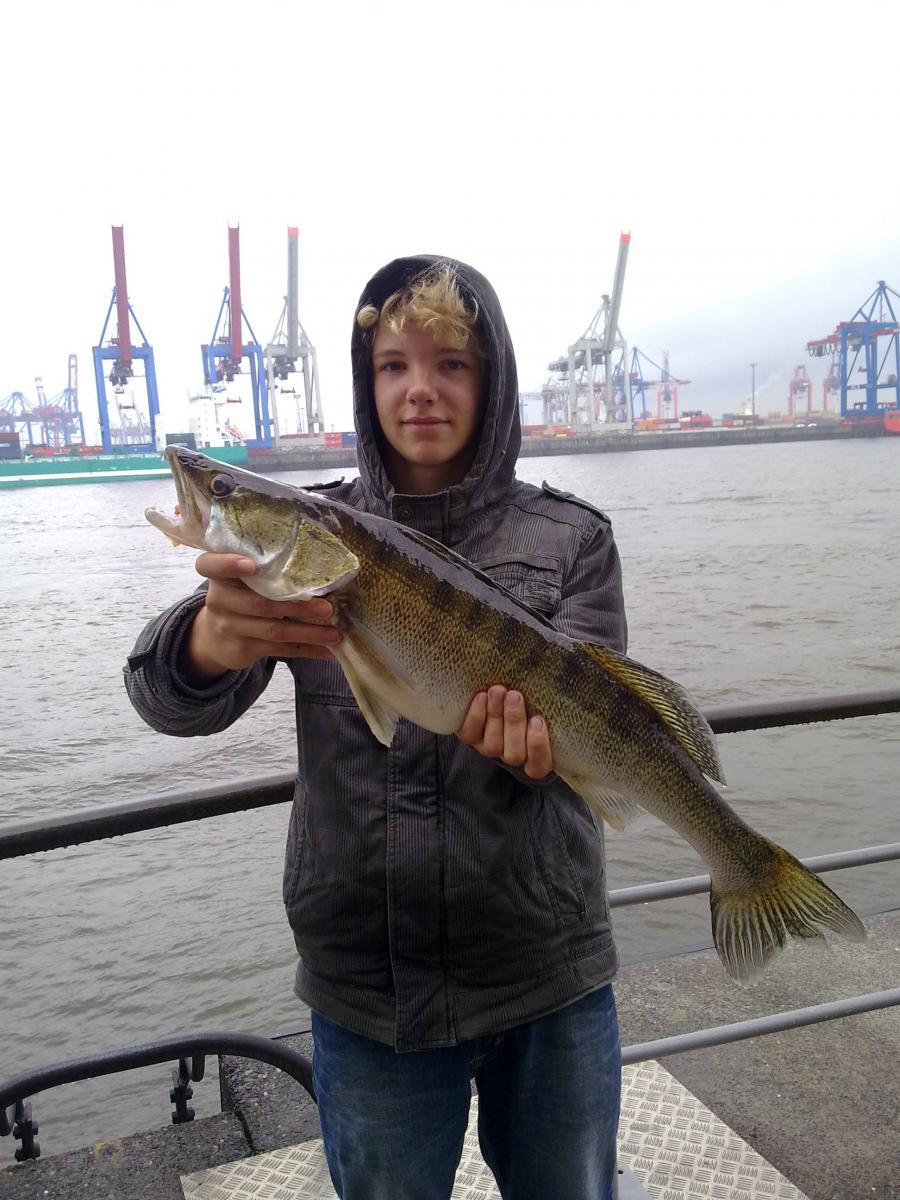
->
<box><xmin>209</xmin><ymin>472</ymin><xmax>235</xmax><ymax>497</ymax></box>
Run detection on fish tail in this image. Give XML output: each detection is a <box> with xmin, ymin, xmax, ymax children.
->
<box><xmin>710</xmin><ymin>842</ymin><xmax>866</xmax><ymax>980</ymax></box>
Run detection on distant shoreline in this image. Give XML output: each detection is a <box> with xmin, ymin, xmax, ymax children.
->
<box><xmin>251</xmin><ymin>420</ymin><xmax>889</xmax><ymax>473</ymax></box>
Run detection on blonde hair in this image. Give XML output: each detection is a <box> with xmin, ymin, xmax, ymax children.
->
<box><xmin>356</xmin><ymin>264</ymin><xmax>483</xmax><ymax>355</ymax></box>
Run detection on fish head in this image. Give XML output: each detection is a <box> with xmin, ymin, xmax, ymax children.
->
<box><xmin>145</xmin><ymin>445</ymin><xmax>360</xmax><ymax>600</ymax></box>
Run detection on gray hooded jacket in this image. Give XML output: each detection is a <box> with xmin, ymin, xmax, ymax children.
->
<box><xmin>124</xmin><ymin>255</ymin><xmax>627</xmax><ymax>1051</ymax></box>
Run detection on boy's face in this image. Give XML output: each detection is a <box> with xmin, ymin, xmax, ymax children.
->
<box><xmin>371</xmin><ymin>320</ymin><xmax>483</xmax><ymax>495</ymax></box>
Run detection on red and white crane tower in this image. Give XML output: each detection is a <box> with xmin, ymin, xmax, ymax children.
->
<box><xmin>265</xmin><ymin>227</ymin><xmax>323</xmax><ymax>441</ymax></box>
<box><xmin>788</xmin><ymin>365</ymin><xmax>813</xmax><ymax>419</ymax></box>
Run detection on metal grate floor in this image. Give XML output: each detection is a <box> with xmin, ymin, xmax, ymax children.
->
<box><xmin>181</xmin><ymin>1060</ymin><xmax>809</xmax><ymax>1200</ymax></box>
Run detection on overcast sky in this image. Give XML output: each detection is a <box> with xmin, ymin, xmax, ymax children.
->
<box><xmin>3</xmin><ymin>0</ymin><xmax>899</xmax><ymax>440</ymax></box>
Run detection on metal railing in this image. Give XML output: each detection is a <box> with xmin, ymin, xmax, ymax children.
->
<box><xmin>3</xmin><ymin>687</ymin><xmax>899</xmax><ymax>861</ymax></box>
<box><xmin>0</xmin><ymin>1032</ymin><xmax>315</xmax><ymax>1163</ymax></box>
<box><xmin>1</xmin><ymin>686</ymin><xmax>898</xmax><ymax>1165</ymax></box>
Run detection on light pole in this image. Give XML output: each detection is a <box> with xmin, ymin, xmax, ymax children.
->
<box><xmin>750</xmin><ymin>362</ymin><xmax>757</xmax><ymax>421</ymax></box>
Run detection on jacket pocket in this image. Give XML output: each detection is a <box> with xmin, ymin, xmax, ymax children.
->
<box><xmin>282</xmin><ymin>779</ymin><xmax>310</xmax><ymax>906</ymax></box>
<box><xmin>477</xmin><ymin>552</ymin><xmax>562</xmax><ymax>615</ymax></box>
<box><xmin>526</xmin><ymin>790</ymin><xmax>589</xmax><ymax>921</ymax></box>
<box><xmin>292</xmin><ymin>657</ymin><xmax>355</xmax><ymax>706</ymax></box>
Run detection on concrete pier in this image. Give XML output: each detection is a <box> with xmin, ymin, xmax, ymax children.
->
<box><xmin>250</xmin><ymin>420</ymin><xmax>889</xmax><ymax>474</ymax></box>
<box><xmin>2</xmin><ymin>909</ymin><xmax>896</xmax><ymax>1199</ymax></box>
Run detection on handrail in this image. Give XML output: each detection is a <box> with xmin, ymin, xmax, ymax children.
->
<box><xmin>0</xmin><ymin>1031</ymin><xmax>315</xmax><ymax>1125</ymax></box>
<box><xmin>609</xmin><ymin>841</ymin><xmax>900</xmax><ymax>908</ymax></box>
<box><xmin>620</xmin><ymin>986</ymin><xmax>900</xmax><ymax>1064</ymax></box>
<box><xmin>0</xmin><ymin>1030</ymin><xmax>316</xmax><ymax>1161</ymax></box>
<box><xmin>3</xmin><ymin>988</ymin><xmax>899</xmax><ymax>1162</ymax></box>
<box><xmin>2</xmin><ymin>687</ymin><xmax>899</xmax><ymax>860</ymax></box>
<box><xmin>701</xmin><ymin>686</ymin><xmax>900</xmax><ymax>732</ymax></box>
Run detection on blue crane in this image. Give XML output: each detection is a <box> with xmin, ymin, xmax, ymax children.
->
<box><xmin>201</xmin><ymin>226</ymin><xmax>272</xmax><ymax>448</ymax></box>
<box><xmin>0</xmin><ymin>393</ymin><xmax>33</xmax><ymax>448</ymax></box>
<box><xmin>629</xmin><ymin>348</ymin><xmax>689</xmax><ymax>420</ymax></box>
<box><xmin>807</xmin><ymin>281</ymin><xmax>900</xmax><ymax>418</ymax></box>
<box><xmin>93</xmin><ymin>226</ymin><xmax>160</xmax><ymax>453</ymax></box>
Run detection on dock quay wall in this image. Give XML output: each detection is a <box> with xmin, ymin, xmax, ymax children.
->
<box><xmin>250</xmin><ymin>421</ymin><xmax>886</xmax><ymax>473</ymax></box>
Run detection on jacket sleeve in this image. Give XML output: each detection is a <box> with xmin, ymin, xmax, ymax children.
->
<box><xmin>554</xmin><ymin>517</ymin><xmax>628</xmax><ymax>654</ymax></box>
<box><xmin>123</xmin><ymin>588</ymin><xmax>277</xmax><ymax>737</ymax></box>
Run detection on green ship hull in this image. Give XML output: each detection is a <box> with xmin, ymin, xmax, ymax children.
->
<box><xmin>0</xmin><ymin>446</ymin><xmax>248</xmax><ymax>490</ymax></box>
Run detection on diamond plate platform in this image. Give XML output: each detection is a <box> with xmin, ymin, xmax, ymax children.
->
<box><xmin>182</xmin><ymin>1060</ymin><xmax>809</xmax><ymax>1199</ymax></box>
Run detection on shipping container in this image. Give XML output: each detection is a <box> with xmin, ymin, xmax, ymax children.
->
<box><xmin>165</xmin><ymin>432</ymin><xmax>197</xmax><ymax>449</ymax></box>
<box><xmin>0</xmin><ymin>432</ymin><xmax>22</xmax><ymax>460</ymax></box>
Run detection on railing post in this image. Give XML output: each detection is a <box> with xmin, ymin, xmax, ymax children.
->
<box><xmin>170</xmin><ymin>1058</ymin><xmax>195</xmax><ymax>1124</ymax></box>
<box><xmin>13</xmin><ymin>1099</ymin><xmax>39</xmax><ymax>1162</ymax></box>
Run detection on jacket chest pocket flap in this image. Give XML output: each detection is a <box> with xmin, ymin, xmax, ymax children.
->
<box><xmin>478</xmin><ymin>552</ymin><xmax>562</xmax><ymax>616</ymax></box>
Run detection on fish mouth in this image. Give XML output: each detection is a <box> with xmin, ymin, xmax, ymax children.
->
<box><xmin>144</xmin><ymin>445</ymin><xmax>210</xmax><ymax>548</ymax></box>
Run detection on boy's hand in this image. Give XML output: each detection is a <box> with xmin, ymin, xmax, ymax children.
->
<box><xmin>456</xmin><ymin>686</ymin><xmax>553</xmax><ymax>780</ymax></box>
<box><xmin>182</xmin><ymin>553</ymin><xmax>342</xmax><ymax>685</ymax></box>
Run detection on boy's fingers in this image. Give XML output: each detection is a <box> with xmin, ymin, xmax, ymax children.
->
<box><xmin>481</xmin><ymin>685</ymin><xmax>507</xmax><ymax>758</ymax></box>
<box><xmin>195</xmin><ymin>553</ymin><xmax>257</xmax><ymax>580</ymax></box>
<box><xmin>457</xmin><ymin>692</ymin><xmax>488</xmax><ymax>745</ymax></box>
<box><xmin>502</xmin><ymin>691</ymin><xmax>527</xmax><ymax>766</ymax></box>
<box><xmin>524</xmin><ymin>716</ymin><xmax>553</xmax><ymax>780</ymax></box>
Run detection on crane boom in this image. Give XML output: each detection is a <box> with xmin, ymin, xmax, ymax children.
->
<box><xmin>228</xmin><ymin>226</ymin><xmax>243</xmax><ymax>363</ymax></box>
<box><xmin>286</xmin><ymin>226</ymin><xmax>299</xmax><ymax>359</ymax></box>
<box><xmin>602</xmin><ymin>232</ymin><xmax>630</xmax><ymax>354</ymax></box>
<box><xmin>111</xmin><ymin>226</ymin><xmax>133</xmax><ymax>368</ymax></box>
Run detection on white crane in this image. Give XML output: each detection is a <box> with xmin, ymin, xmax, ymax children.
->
<box><xmin>545</xmin><ymin>233</ymin><xmax>633</xmax><ymax>431</ymax></box>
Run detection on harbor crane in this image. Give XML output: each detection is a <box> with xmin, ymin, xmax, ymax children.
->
<box><xmin>806</xmin><ymin>280</ymin><xmax>900</xmax><ymax>418</ymax></box>
<box><xmin>788</xmin><ymin>365</ymin><xmax>813</xmax><ymax>419</ymax></box>
<box><xmin>544</xmin><ymin>233</ymin><xmax>633</xmax><ymax>430</ymax></box>
<box><xmin>201</xmin><ymin>226</ymin><xmax>272</xmax><ymax>448</ymax></box>
<box><xmin>0</xmin><ymin>394</ymin><xmax>30</xmax><ymax>441</ymax></box>
<box><xmin>266</xmin><ymin>227</ymin><xmax>323</xmax><ymax>442</ymax></box>
<box><xmin>93</xmin><ymin>226</ymin><xmax>160</xmax><ymax>453</ymax></box>
<box><xmin>0</xmin><ymin>355</ymin><xmax>84</xmax><ymax>449</ymax></box>
<box><xmin>630</xmin><ymin>348</ymin><xmax>688</xmax><ymax>420</ymax></box>
<box><xmin>822</xmin><ymin>357</ymin><xmax>840</xmax><ymax>413</ymax></box>
<box><xmin>30</xmin><ymin>357</ymin><xmax>85</xmax><ymax>448</ymax></box>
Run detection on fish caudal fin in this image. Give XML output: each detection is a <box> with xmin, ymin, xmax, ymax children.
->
<box><xmin>710</xmin><ymin>843</ymin><xmax>866</xmax><ymax>981</ymax></box>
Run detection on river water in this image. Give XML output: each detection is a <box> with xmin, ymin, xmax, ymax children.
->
<box><xmin>2</xmin><ymin>438</ymin><xmax>899</xmax><ymax>1156</ymax></box>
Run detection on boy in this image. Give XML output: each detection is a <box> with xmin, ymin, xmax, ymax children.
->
<box><xmin>125</xmin><ymin>255</ymin><xmax>628</xmax><ymax>1199</ymax></box>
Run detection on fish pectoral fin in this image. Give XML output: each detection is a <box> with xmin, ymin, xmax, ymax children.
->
<box><xmin>332</xmin><ymin>623</ymin><xmax>419</xmax><ymax>747</ymax></box>
<box><xmin>334</xmin><ymin>641</ymin><xmax>401</xmax><ymax>746</ymax></box>
<box><xmin>579</xmin><ymin>641</ymin><xmax>726</xmax><ymax>785</ymax></box>
<box><xmin>559</xmin><ymin>774</ymin><xmax>641</xmax><ymax>832</ymax></box>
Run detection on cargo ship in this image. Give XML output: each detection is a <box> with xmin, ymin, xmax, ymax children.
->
<box><xmin>0</xmin><ymin>445</ymin><xmax>248</xmax><ymax>490</ymax></box>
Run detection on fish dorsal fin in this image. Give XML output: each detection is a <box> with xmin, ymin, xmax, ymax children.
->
<box><xmin>579</xmin><ymin>642</ymin><xmax>726</xmax><ymax>785</ymax></box>
<box><xmin>390</xmin><ymin>524</ymin><xmax>558</xmax><ymax>631</ymax></box>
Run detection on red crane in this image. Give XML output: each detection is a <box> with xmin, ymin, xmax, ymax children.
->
<box><xmin>788</xmin><ymin>365</ymin><xmax>813</xmax><ymax>419</ymax></box>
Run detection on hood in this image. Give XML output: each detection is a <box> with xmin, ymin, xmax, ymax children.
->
<box><xmin>350</xmin><ymin>254</ymin><xmax>521</xmax><ymax>520</ymax></box>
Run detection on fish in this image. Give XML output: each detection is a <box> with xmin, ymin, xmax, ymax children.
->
<box><xmin>146</xmin><ymin>445</ymin><xmax>866</xmax><ymax>980</ymax></box>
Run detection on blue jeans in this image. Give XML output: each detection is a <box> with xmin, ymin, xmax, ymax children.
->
<box><xmin>311</xmin><ymin>985</ymin><xmax>621</xmax><ymax>1200</ymax></box>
